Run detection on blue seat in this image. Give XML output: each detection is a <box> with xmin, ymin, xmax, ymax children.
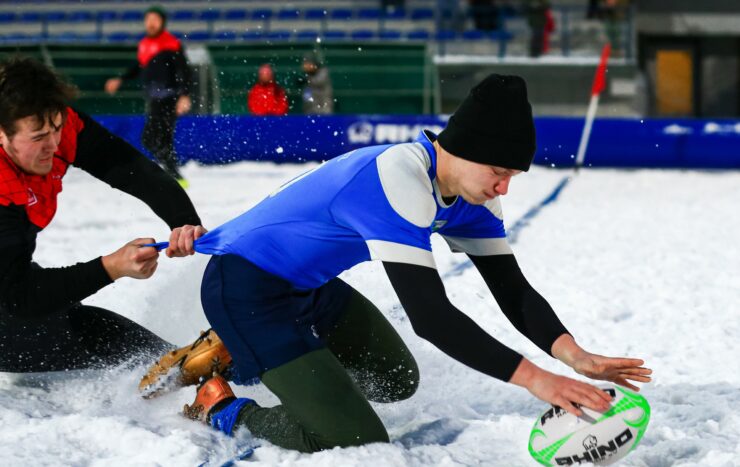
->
<box><xmin>491</xmin><ymin>29</ymin><xmax>514</xmax><ymax>41</ymax></box>
<box><xmin>305</xmin><ymin>9</ymin><xmax>327</xmax><ymax>20</ymax></box>
<box><xmin>378</xmin><ymin>29</ymin><xmax>402</xmax><ymax>40</ymax></box>
<box><xmin>323</xmin><ymin>30</ymin><xmax>347</xmax><ymax>40</ymax></box>
<box><xmin>185</xmin><ymin>30</ymin><xmax>211</xmax><ymax>41</ymax></box>
<box><xmin>121</xmin><ymin>11</ymin><xmax>144</xmax><ymax>22</ymax></box>
<box><xmin>224</xmin><ymin>9</ymin><xmax>247</xmax><ymax>21</ymax></box>
<box><xmin>170</xmin><ymin>31</ymin><xmax>185</xmax><ymax>39</ymax></box>
<box><xmin>214</xmin><ymin>30</ymin><xmax>237</xmax><ymax>41</ymax></box>
<box><xmin>383</xmin><ymin>9</ymin><xmax>407</xmax><ymax>20</ymax></box>
<box><xmin>19</xmin><ymin>12</ymin><xmax>42</xmax><ymax>22</ymax></box>
<box><xmin>172</xmin><ymin>10</ymin><xmax>196</xmax><ymax>21</ymax></box>
<box><xmin>252</xmin><ymin>9</ymin><xmax>273</xmax><ymax>20</ymax></box>
<box><xmin>331</xmin><ymin>9</ymin><xmax>353</xmax><ymax>20</ymax></box>
<box><xmin>241</xmin><ymin>31</ymin><xmax>264</xmax><ymax>40</ymax></box>
<box><xmin>277</xmin><ymin>9</ymin><xmax>301</xmax><ymax>20</ymax></box>
<box><xmin>411</xmin><ymin>8</ymin><xmax>434</xmax><ymax>20</ymax></box>
<box><xmin>44</xmin><ymin>11</ymin><xmax>66</xmax><ymax>22</ymax></box>
<box><xmin>351</xmin><ymin>30</ymin><xmax>375</xmax><ymax>40</ymax></box>
<box><xmin>435</xmin><ymin>30</ymin><xmax>456</xmax><ymax>41</ymax></box>
<box><xmin>358</xmin><ymin>8</ymin><xmax>381</xmax><ymax>20</ymax></box>
<box><xmin>0</xmin><ymin>13</ymin><xmax>16</xmax><ymax>23</ymax></box>
<box><xmin>462</xmin><ymin>30</ymin><xmax>486</xmax><ymax>40</ymax></box>
<box><xmin>295</xmin><ymin>29</ymin><xmax>320</xmax><ymax>40</ymax></box>
<box><xmin>266</xmin><ymin>30</ymin><xmax>291</xmax><ymax>40</ymax></box>
<box><xmin>407</xmin><ymin>29</ymin><xmax>430</xmax><ymax>40</ymax></box>
<box><xmin>67</xmin><ymin>11</ymin><xmax>94</xmax><ymax>22</ymax></box>
<box><xmin>200</xmin><ymin>10</ymin><xmax>221</xmax><ymax>21</ymax></box>
<box><xmin>106</xmin><ymin>31</ymin><xmax>133</xmax><ymax>42</ymax></box>
<box><xmin>96</xmin><ymin>11</ymin><xmax>118</xmax><ymax>22</ymax></box>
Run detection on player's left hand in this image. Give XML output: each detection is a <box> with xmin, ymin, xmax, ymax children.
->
<box><xmin>176</xmin><ymin>95</ymin><xmax>192</xmax><ymax>116</ymax></box>
<box><xmin>570</xmin><ymin>352</ymin><xmax>652</xmax><ymax>392</ymax></box>
<box><xmin>166</xmin><ymin>224</ymin><xmax>207</xmax><ymax>257</ymax></box>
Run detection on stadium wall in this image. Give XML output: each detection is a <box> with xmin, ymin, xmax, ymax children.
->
<box><xmin>94</xmin><ymin>115</ymin><xmax>740</xmax><ymax>169</ymax></box>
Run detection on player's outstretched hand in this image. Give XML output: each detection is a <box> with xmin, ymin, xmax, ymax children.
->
<box><xmin>510</xmin><ymin>358</ymin><xmax>612</xmax><ymax>417</ymax></box>
<box><xmin>551</xmin><ymin>334</ymin><xmax>652</xmax><ymax>392</ymax></box>
<box><xmin>176</xmin><ymin>95</ymin><xmax>192</xmax><ymax>116</ymax></box>
<box><xmin>166</xmin><ymin>225</ymin><xmax>207</xmax><ymax>257</ymax></box>
<box><xmin>104</xmin><ymin>77</ymin><xmax>122</xmax><ymax>95</ymax></box>
<box><xmin>102</xmin><ymin>238</ymin><xmax>159</xmax><ymax>280</ymax></box>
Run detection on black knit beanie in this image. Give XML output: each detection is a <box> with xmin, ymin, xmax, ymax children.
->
<box><xmin>437</xmin><ymin>74</ymin><xmax>536</xmax><ymax>172</ymax></box>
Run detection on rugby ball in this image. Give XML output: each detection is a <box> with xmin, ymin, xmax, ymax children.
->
<box><xmin>528</xmin><ymin>385</ymin><xmax>650</xmax><ymax>466</ymax></box>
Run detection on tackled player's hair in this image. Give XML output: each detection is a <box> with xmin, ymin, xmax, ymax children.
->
<box><xmin>0</xmin><ymin>56</ymin><xmax>78</xmax><ymax>137</ymax></box>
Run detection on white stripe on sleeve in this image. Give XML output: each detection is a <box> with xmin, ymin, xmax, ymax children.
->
<box><xmin>366</xmin><ymin>240</ymin><xmax>437</xmax><ymax>269</ymax></box>
<box><xmin>442</xmin><ymin>236</ymin><xmax>512</xmax><ymax>256</ymax></box>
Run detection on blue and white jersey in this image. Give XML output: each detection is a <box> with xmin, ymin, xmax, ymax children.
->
<box><xmin>195</xmin><ymin>131</ymin><xmax>512</xmax><ymax>289</ymax></box>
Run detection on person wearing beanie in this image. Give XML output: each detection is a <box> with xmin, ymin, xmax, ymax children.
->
<box><xmin>104</xmin><ymin>4</ymin><xmax>193</xmax><ymax>188</ymax></box>
<box><xmin>146</xmin><ymin>74</ymin><xmax>651</xmax><ymax>452</ymax></box>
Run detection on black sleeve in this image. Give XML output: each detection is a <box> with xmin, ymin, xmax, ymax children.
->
<box><xmin>0</xmin><ymin>205</ymin><xmax>112</xmax><ymax>320</ymax></box>
<box><xmin>73</xmin><ymin>111</ymin><xmax>201</xmax><ymax>229</ymax></box>
<box><xmin>120</xmin><ymin>60</ymin><xmax>140</xmax><ymax>81</ymax></box>
<box><xmin>383</xmin><ymin>261</ymin><xmax>523</xmax><ymax>382</ymax></box>
<box><xmin>469</xmin><ymin>254</ymin><xmax>569</xmax><ymax>356</ymax></box>
<box><xmin>174</xmin><ymin>50</ymin><xmax>192</xmax><ymax>96</ymax></box>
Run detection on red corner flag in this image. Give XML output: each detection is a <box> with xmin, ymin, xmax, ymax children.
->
<box><xmin>575</xmin><ymin>43</ymin><xmax>612</xmax><ymax>169</ymax></box>
<box><xmin>591</xmin><ymin>43</ymin><xmax>612</xmax><ymax>96</ymax></box>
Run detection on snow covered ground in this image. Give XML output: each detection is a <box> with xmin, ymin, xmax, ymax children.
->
<box><xmin>1</xmin><ymin>161</ymin><xmax>738</xmax><ymax>466</ymax></box>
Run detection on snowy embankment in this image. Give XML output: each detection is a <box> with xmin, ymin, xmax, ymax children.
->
<box><xmin>1</xmin><ymin>163</ymin><xmax>738</xmax><ymax>466</ymax></box>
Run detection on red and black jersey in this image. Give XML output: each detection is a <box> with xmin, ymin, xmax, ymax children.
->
<box><xmin>0</xmin><ymin>108</ymin><xmax>201</xmax><ymax>320</ymax></box>
<box><xmin>121</xmin><ymin>30</ymin><xmax>191</xmax><ymax>100</ymax></box>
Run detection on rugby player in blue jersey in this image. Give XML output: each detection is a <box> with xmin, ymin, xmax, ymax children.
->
<box><xmin>142</xmin><ymin>74</ymin><xmax>651</xmax><ymax>452</ymax></box>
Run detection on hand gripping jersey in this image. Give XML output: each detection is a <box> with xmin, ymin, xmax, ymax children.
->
<box><xmin>195</xmin><ymin>131</ymin><xmax>512</xmax><ymax>289</ymax></box>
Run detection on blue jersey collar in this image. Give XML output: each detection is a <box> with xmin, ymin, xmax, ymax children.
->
<box><xmin>416</xmin><ymin>130</ymin><xmax>438</xmax><ymax>180</ymax></box>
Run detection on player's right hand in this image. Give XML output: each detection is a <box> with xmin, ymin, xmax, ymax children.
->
<box><xmin>104</xmin><ymin>77</ymin><xmax>122</xmax><ymax>95</ymax></box>
<box><xmin>509</xmin><ymin>358</ymin><xmax>612</xmax><ymax>417</ymax></box>
<box><xmin>102</xmin><ymin>238</ymin><xmax>159</xmax><ymax>281</ymax></box>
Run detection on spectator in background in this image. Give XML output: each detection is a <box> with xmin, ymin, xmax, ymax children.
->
<box><xmin>301</xmin><ymin>53</ymin><xmax>334</xmax><ymax>115</ymax></box>
<box><xmin>104</xmin><ymin>5</ymin><xmax>192</xmax><ymax>188</ymax></box>
<box><xmin>247</xmin><ymin>64</ymin><xmax>288</xmax><ymax>116</ymax></box>
<box><xmin>523</xmin><ymin>0</ymin><xmax>552</xmax><ymax>57</ymax></box>
<box><xmin>469</xmin><ymin>0</ymin><xmax>500</xmax><ymax>31</ymax></box>
<box><xmin>601</xmin><ymin>0</ymin><xmax>629</xmax><ymax>56</ymax></box>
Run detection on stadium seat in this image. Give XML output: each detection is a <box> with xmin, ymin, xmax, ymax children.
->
<box><xmin>378</xmin><ymin>30</ymin><xmax>402</xmax><ymax>40</ymax></box>
<box><xmin>185</xmin><ymin>30</ymin><xmax>211</xmax><ymax>41</ymax></box>
<box><xmin>323</xmin><ymin>30</ymin><xmax>348</xmax><ymax>40</ymax></box>
<box><xmin>121</xmin><ymin>11</ymin><xmax>144</xmax><ymax>22</ymax></box>
<box><xmin>200</xmin><ymin>10</ymin><xmax>221</xmax><ymax>21</ymax></box>
<box><xmin>351</xmin><ymin>30</ymin><xmax>375</xmax><ymax>40</ymax></box>
<box><xmin>214</xmin><ymin>30</ymin><xmax>237</xmax><ymax>41</ymax></box>
<box><xmin>241</xmin><ymin>31</ymin><xmax>264</xmax><ymax>40</ymax></box>
<box><xmin>266</xmin><ymin>30</ymin><xmax>291</xmax><ymax>40</ymax></box>
<box><xmin>358</xmin><ymin>9</ymin><xmax>381</xmax><ymax>20</ymax></box>
<box><xmin>383</xmin><ymin>9</ymin><xmax>407</xmax><ymax>20</ymax></box>
<box><xmin>19</xmin><ymin>12</ymin><xmax>42</xmax><ymax>22</ymax></box>
<box><xmin>173</xmin><ymin>10</ymin><xmax>196</xmax><ymax>21</ymax></box>
<box><xmin>411</xmin><ymin>8</ymin><xmax>434</xmax><ymax>21</ymax></box>
<box><xmin>407</xmin><ymin>29</ymin><xmax>431</xmax><ymax>40</ymax></box>
<box><xmin>330</xmin><ymin>9</ymin><xmax>353</xmax><ymax>20</ymax></box>
<box><xmin>0</xmin><ymin>13</ymin><xmax>15</xmax><ymax>23</ymax></box>
<box><xmin>44</xmin><ymin>11</ymin><xmax>66</xmax><ymax>22</ymax></box>
<box><xmin>435</xmin><ymin>30</ymin><xmax>457</xmax><ymax>41</ymax></box>
<box><xmin>295</xmin><ymin>30</ymin><xmax>320</xmax><ymax>40</ymax></box>
<box><xmin>462</xmin><ymin>30</ymin><xmax>486</xmax><ymax>41</ymax></box>
<box><xmin>252</xmin><ymin>10</ymin><xmax>273</xmax><ymax>20</ymax></box>
<box><xmin>68</xmin><ymin>11</ymin><xmax>94</xmax><ymax>22</ymax></box>
<box><xmin>96</xmin><ymin>11</ymin><xmax>118</xmax><ymax>22</ymax></box>
<box><xmin>171</xmin><ymin>31</ymin><xmax>185</xmax><ymax>39</ymax></box>
<box><xmin>305</xmin><ymin>9</ymin><xmax>328</xmax><ymax>20</ymax></box>
<box><xmin>106</xmin><ymin>31</ymin><xmax>133</xmax><ymax>42</ymax></box>
<box><xmin>224</xmin><ymin>9</ymin><xmax>248</xmax><ymax>21</ymax></box>
<box><xmin>277</xmin><ymin>9</ymin><xmax>301</xmax><ymax>20</ymax></box>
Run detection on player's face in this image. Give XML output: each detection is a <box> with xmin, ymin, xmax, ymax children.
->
<box><xmin>456</xmin><ymin>157</ymin><xmax>520</xmax><ymax>205</ymax></box>
<box><xmin>144</xmin><ymin>13</ymin><xmax>164</xmax><ymax>37</ymax></box>
<box><xmin>0</xmin><ymin>113</ymin><xmax>64</xmax><ymax>176</ymax></box>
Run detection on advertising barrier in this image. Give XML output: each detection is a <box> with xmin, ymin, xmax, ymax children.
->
<box><xmin>94</xmin><ymin>115</ymin><xmax>740</xmax><ymax>169</ymax></box>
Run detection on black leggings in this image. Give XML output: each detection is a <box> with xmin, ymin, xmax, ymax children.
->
<box><xmin>142</xmin><ymin>96</ymin><xmax>182</xmax><ymax>180</ymax></box>
<box><xmin>0</xmin><ymin>304</ymin><xmax>171</xmax><ymax>373</ymax></box>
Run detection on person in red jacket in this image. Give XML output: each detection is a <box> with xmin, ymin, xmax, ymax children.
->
<box><xmin>104</xmin><ymin>5</ymin><xmax>192</xmax><ymax>187</ymax></box>
<box><xmin>247</xmin><ymin>64</ymin><xmax>289</xmax><ymax>116</ymax></box>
